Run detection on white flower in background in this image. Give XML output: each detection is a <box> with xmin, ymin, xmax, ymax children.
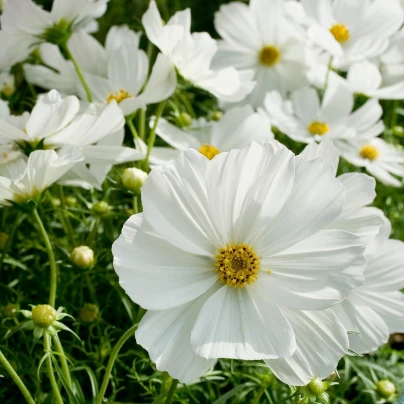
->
<box><xmin>0</xmin><ymin>0</ymin><xmax>108</xmax><ymax>69</ymax></box>
<box><xmin>142</xmin><ymin>0</ymin><xmax>255</xmax><ymax>103</ymax></box>
<box><xmin>0</xmin><ymin>90</ymin><xmax>144</xmax><ymax>189</ymax></box>
<box><xmin>332</xmin><ymin>217</ymin><xmax>404</xmax><ymax>354</ymax></box>
<box><xmin>302</xmin><ymin>0</ymin><xmax>404</xmax><ymax>69</ymax></box>
<box><xmin>145</xmin><ymin>106</ymin><xmax>273</xmax><ymax>165</ymax></box>
<box><xmin>113</xmin><ymin>142</ymin><xmax>368</xmax><ymax>384</ymax></box>
<box><xmin>0</xmin><ymin>147</ymin><xmax>83</xmax><ymax>205</ymax></box>
<box><xmin>24</xmin><ymin>26</ymin><xmax>140</xmax><ymax>97</ymax></box>
<box><xmin>0</xmin><ymin>70</ymin><xmax>15</xmax><ymax>97</ymax></box>
<box><xmin>262</xmin><ymin>79</ymin><xmax>362</xmax><ymax>143</ymax></box>
<box><xmin>379</xmin><ymin>28</ymin><xmax>404</xmax><ymax>86</ymax></box>
<box><xmin>213</xmin><ymin>0</ymin><xmax>308</xmax><ymax>107</ymax></box>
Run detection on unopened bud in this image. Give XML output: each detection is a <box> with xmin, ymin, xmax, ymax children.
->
<box><xmin>32</xmin><ymin>304</ymin><xmax>56</xmax><ymax>328</ymax></box>
<box><xmin>376</xmin><ymin>380</ymin><xmax>396</xmax><ymax>399</ymax></box>
<box><xmin>176</xmin><ymin>112</ymin><xmax>192</xmax><ymax>128</ymax></box>
<box><xmin>66</xmin><ymin>196</ymin><xmax>77</xmax><ymax>207</ymax></box>
<box><xmin>2</xmin><ymin>303</ymin><xmax>17</xmax><ymax>317</ymax></box>
<box><xmin>79</xmin><ymin>304</ymin><xmax>99</xmax><ymax>323</ymax></box>
<box><xmin>308</xmin><ymin>378</ymin><xmax>326</xmax><ymax>395</ymax></box>
<box><xmin>0</xmin><ymin>232</ymin><xmax>8</xmax><ymax>250</ymax></box>
<box><xmin>211</xmin><ymin>111</ymin><xmax>223</xmax><ymax>121</ymax></box>
<box><xmin>392</xmin><ymin>126</ymin><xmax>404</xmax><ymax>136</ymax></box>
<box><xmin>51</xmin><ymin>197</ymin><xmax>61</xmax><ymax>207</ymax></box>
<box><xmin>70</xmin><ymin>246</ymin><xmax>94</xmax><ymax>269</ymax></box>
<box><xmin>92</xmin><ymin>201</ymin><xmax>109</xmax><ymax>215</ymax></box>
<box><xmin>122</xmin><ymin>167</ymin><xmax>148</xmax><ymax>192</ymax></box>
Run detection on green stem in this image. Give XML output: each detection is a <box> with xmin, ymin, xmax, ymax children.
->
<box><xmin>86</xmin><ymin>218</ymin><xmax>99</xmax><ymax>247</ymax></box>
<box><xmin>145</xmin><ymin>101</ymin><xmax>166</xmax><ymax>165</ymax></box>
<box><xmin>164</xmin><ymin>379</ymin><xmax>179</xmax><ymax>404</ymax></box>
<box><xmin>252</xmin><ymin>384</ymin><xmax>268</xmax><ymax>404</ymax></box>
<box><xmin>94</xmin><ymin>323</ymin><xmax>138</xmax><ymax>404</ymax></box>
<box><xmin>33</xmin><ymin>208</ymin><xmax>57</xmax><ymax>307</ymax></box>
<box><xmin>127</xmin><ymin>118</ymin><xmax>140</xmax><ymax>141</ymax></box>
<box><xmin>57</xmin><ymin>186</ymin><xmax>76</xmax><ymax>247</ymax></box>
<box><xmin>139</xmin><ymin>109</ymin><xmax>146</xmax><ymax>140</ymax></box>
<box><xmin>390</xmin><ymin>99</ymin><xmax>399</xmax><ymax>128</ymax></box>
<box><xmin>0</xmin><ymin>351</ymin><xmax>36</xmax><ymax>404</ymax></box>
<box><xmin>53</xmin><ymin>335</ymin><xmax>73</xmax><ymax>391</ymax></box>
<box><xmin>44</xmin><ymin>334</ymin><xmax>64</xmax><ymax>404</ymax></box>
<box><xmin>62</xmin><ymin>43</ymin><xmax>93</xmax><ymax>103</ymax></box>
<box><xmin>0</xmin><ymin>212</ymin><xmax>24</xmax><ymax>272</ymax></box>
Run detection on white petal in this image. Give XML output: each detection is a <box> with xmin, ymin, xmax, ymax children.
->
<box><xmin>112</xmin><ymin>213</ymin><xmax>218</xmax><ymax>310</ymax></box>
<box><xmin>105</xmin><ymin>25</ymin><xmax>140</xmax><ymax>54</ymax></box>
<box><xmin>149</xmin><ymin>147</ymin><xmax>182</xmax><ymax>166</ymax></box>
<box><xmin>291</xmin><ymin>87</ymin><xmax>321</xmax><ymax>126</ymax></box>
<box><xmin>369</xmin><ymin>81</ymin><xmax>404</xmax><ymax>100</ymax></box>
<box><xmin>191</xmin><ymin>283</ymin><xmax>296</xmax><ymax>360</ymax></box>
<box><xmin>80</xmin><ymin>145</ymin><xmax>144</xmax><ymax>164</ymax></box>
<box><xmin>347</xmin><ymin>61</ymin><xmax>382</xmax><ymax>94</ymax></box>
<box><xmin>300</xmin><ymin>139</ymin><xmax>339</xmax><ymax>175</ymax></box>
<box><xmin>266</xmin><ymin>309</ymin><xmax>348</xmax><ymax>386</ymax></box>
<box><xmin>320</xmin><ymin>80</ymin><xmax>353</xmax><ymax>125</ymax></box>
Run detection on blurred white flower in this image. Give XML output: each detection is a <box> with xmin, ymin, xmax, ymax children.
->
<box><xmin>144</xmin><ymin>106</ymin><xmax>273</xmax><ymax>165</ymax></box>
<box><xmin>0</xmin><ymin>0</ymin><xmax>108</xmax><ymax>69</ymax></box>
<box><xmin>213</xmin><ymin>0</ymin><xmax>308</xmax><ymax>107</ymax></box>
<box><xmin>0</xmin><ymin>70</ymin><xmax>15</xmax><ymax>97</ymax></box>
<box><xmin>379</xmin><ymin>28</ymin><xmax>404</xmax><ymax>87</ymax></box>
<box><xmin>302</xmin><ymin>0</ymin><xmax>404</xmax><ymax>69</ymax></box>
<box><xmin>332</xmin><ymin>217</ymin><xmax>404</xmax><ymax>354</ymax></box>
<box><xmin>0</xmin><ymin>147</ymin><xmax>83</xmax><ymax>205</ymax></box>
<box><xmin>142</xmin><ymin>0</ymin><xmax>255</xmax><ymax>103</ymax></box>
<box><xmin>113</xmin><ymin>142</ymin><xmax>368</xmax><ymax>384</ymax></box>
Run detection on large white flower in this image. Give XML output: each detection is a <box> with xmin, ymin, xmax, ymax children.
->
<box><xmin>0</xmin><ymin>0</ymin><xmax>108</xmax><ymax>69</ymax></box>
<box><xmin>146</xmin><ymin>106</ymin><xmax>273</xmax><ymax>165</ymax></box>
<box><xmin>302</xmin><ymin>0</ymin><xmax>404</xmax><ymax>69</ymax></box>
<box><xmin>332</xmin><ymin>217</ymin><xmax>404</xmax><ymax>354</ymax></box>
<box><xmin>0</xmin><ymin>90</ymin><xmax>144</xmax><ymax>189</ymax></box>
<box><xmin>213</xmin><ymin>0</ymin><xmax>308</xmax><ymax>107</ymax></box>
<box><xmin>142</xmin><ymin>0</ymin><xmax>255</xmax><ymax>103</ymax></box>
<box><xmin>0</xmin><ymin>147</ymin><xmax>83</xmax><ymax>206</ymax></box>
<box><xmin>113</xmin><ymin>142</ymin><xmax>368</xmax><ymax>384</ymax></box>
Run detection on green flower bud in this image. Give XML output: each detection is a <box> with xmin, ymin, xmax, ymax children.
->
<box><xmin>2</xmin><ymin>303</ymin><xmax>17</xmax><ymax>317</ymax></box>
<box><xmin>211</xmin><ymin>111</ymin><xmax>223</xmax><ymax>121</ymax></box>
<box><xmin>176</xmin><ymin>112</ymin><xmax>192</xmax><ymax>128</ymax></box>
<box><xmin>51</xmin><ymin>197</ymin><xmax>61</xmax><ymax>207</ymax></box>
<box><xmin>376</xmin><ymin>380</ymin><xmax>396</xmax><ymax>399</ymax></box>
<box><xmin>122</xmin><ymin>167</ymin><xmax>148</xmax><ymax>192</ymax></box>
<box><xmin>0</xmin><ymin>232</ymin><xmax>8</xmax><ymax>250</ymax></box>
<box><xmin>92</xmin><ymin>201</ymin><xmax>110</xmax><ymax>215</ymax></box>
<box><xmin>308</xmin><ymin>378</ymin><xmax>326</xmax><ymax>395</ymax></box>
<box><xmin>392</xmin><ymin>126</ymin><xmax>404</xmax><ymax>136</ymax></box>
<box><xmin>32</xmin><ymin>304</ymin><xmax>56</xmax><ymax>328</ymax></box>
<box><xmin>79</xmin><ymin>304</ymin><xmax>99</xmax><ymax>323</ymax></box>
<box><xmin>66</xmin><ymin>196</ymin><xmax>77</xmax><ymax>207</ymax></box>
<box><xmin>70</xmin><ymin>246</ymin><xmax>94</xmax><ymax>269</ymax></box>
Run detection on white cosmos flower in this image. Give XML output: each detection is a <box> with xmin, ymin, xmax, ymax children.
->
<box><xmin>0</xmin><ymin>147</ymin><xmax>83</xmax><ymax>206</ymax></box>
<box><xmin>213</xmin><ymin>0</ymin><xmax>308</xmax><ymax>107</ymax></box>
<box><xmin>302</xmin><ymin>0</ymin><xmax>404</xmax><ymax>69</ymax></box>
<box><xmin>145</xmin><ymin>106</ymin><xmax>273</xmax><ymax>165</ymax></box>
<box><xmin>262</xmin><ymin>79</ymin><xmax>362</xmax><ymax>144</ymax></box>
<box><xmin>0</xmin><ymin>0</ymin><xmax>108</xmax><ymax>69</ymax></box>
<box><xmin>379</xmin><ymin>28</ymin><xmax>404</xmax><ymax>86</ymax></box>
<box><xmin>113</xmin><ymin>142</ymin><xmax>368</xmax><ymax>384</ymax></box>
<box><xmin>0</xmin><ymin>90</ymin><xmax>144</xmax><ymax>189</ymax></box>
<box><xmin>332</xmin><ymin>217</ymin><xmax>404</xmax><ymax>354</ymax></box>
<box><xmin>142</xmin><ymin>0</ymin><xmax>255</xmax><ymax>103</ymax></box>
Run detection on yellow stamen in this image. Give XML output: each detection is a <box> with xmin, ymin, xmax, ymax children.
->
<box><xmin>307</xmin><ymin>121</ymin><xmax>329</xmax><ymax>136</ymax></box>
<box><xmin>215</xmin><ymin>243</ymin><xmax>261</xmax><ymax>288</ymax></box>
<box><xmin>360</xmin><ymin>144</ymin><xmax>379</xmax><ymax>160</ymax></box>
<box><xmin>259</xmin><ymin>45</ymin><xmax>281</xmax><ymax>66</ymax></box>
<box><xmin>106</xmin><ymin>89</ymin><xmax>133</xmax><ymax>104</ymax></box>
<box><xmin>199</xmin><ymin>144</ymin><xmax>220</xmax><ymax>160</ymax></box>
<box><xmin>330</xmin><ymin>24</ymin><xmax>350</xmax><ymax>43</ymax></box>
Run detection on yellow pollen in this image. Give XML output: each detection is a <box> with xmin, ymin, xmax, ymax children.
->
<box><xmin>106</xmin><ymin>89</ymin><xmax>133</xmax><ymax>104</ymax></box>
<box><xmin>360</xmin><ymin>144</ymin><xmax>379</xmax><ymax>161</ymax></box>
<box><xmin>215</xmin><ymin>243</ymin><xmax>261</xmax><ymax>288</ymax></box>
<box><xmin>259</xmin><ymin>45</ymin><xmax>280</xmax><ymax>66</ymax></box>
<box><xmin>199</xmin><ymin>144</ymin><xmax>220</xmax><ymax>160</ymax></box>
<box><xmin>330</xmin><ymin>24</ymin><xmax>350</xmax><ymax>43</ymax></box>
<box><xmin>308</xmin><ymin>121</ymin><xmax>329</xmax><ymax>136</ymax></box>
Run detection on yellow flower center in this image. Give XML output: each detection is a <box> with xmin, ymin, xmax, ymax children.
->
<box><xmin>106</xmin><ymin>89</ymin><xmax>133</xmax><ymax>104</ymax></box>
<box><xmin>259</xmin><ymin>45</ymin><xmax>280</xmax><ymax>66</ymax></box>
<box><xmin>360</xmin><ymin>144</ymin><xmax>379</xmax><ymax>160</ymax></box>
<box><xmin>307</xmin><ymin>121</ymin><xmax>329</xmax><ymax>136</ymax></box>
<box><xmin>330</xmin><ymin>24</ymin><xmax>350</xmax><ymax>43</ymax></box>
<box><xmin>199</xmin><ymin>144</ymin><xmax>220</xmax><ymax>160</ymax></box>
<box><xmin>215</xmin><ymin>244</ymin><xmax>261</xmax><ymax>288</ymax></box>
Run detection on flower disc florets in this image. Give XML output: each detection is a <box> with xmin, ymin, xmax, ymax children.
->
<box><xmin>199</xmin><ymin>144</ymin><xmax>220</xmax><ymax>160</ymax></box>
<box><xmin>360</xmin><ymin>144</ymin><xmax>379</xmax><ymax>160</ymax></box>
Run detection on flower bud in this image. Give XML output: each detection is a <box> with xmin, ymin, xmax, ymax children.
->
<box><xmin>70</xmin><ymin>246</ymin><xmax>94</xmax><ymax>269</ymax></box>
<box><xmin>51</xmin><ymin>197</ymin><xmax>61</xmax><ymax>207</ymax></box>
<box><xmin>308</xmin><ymin>378</ymin><xmax>326</xmax><ymax>395</ymax></box>
<box><xmin>376</xmin><ymin>380</ymin><xmax>396</xmax><ymax>399</ymax></box>
<box><xmin>79</xmin><ymin>304</ymin><xmax>99</xmax><ymax>323</ymax></box>
<box><xmin>92</xmin><ymin>201</ymin><xmax>110</xmax><ymax>215</ymax></box>
<box><xmin>392</xmin><ymin>126</ymin><xmax>404</xmax><ymax>136</ymax></box>
<box><xmin>66</xmin><ymin>196</ymin><xmax>77</xmax><ymax>207</ymax></box>
<box><xmin>122</xmin><ymin>167</ymin><xmax>148</xmax><ymax>192</ymax></box>
<box><xmin>211</xmin><ymin>111</ymin><xmax>223</xmax><ymax>121</ymax></box>
<box><xmin>2</xmin><ymin>303</ymin><xmax>17</xmax><ymax>317</ymax></box>
<box><xmin>176</xmin><ymin>112</ymin><xmax>192</xmax><ymax>127</ymax></box>
<box><xmin>32</xmin><ymin>304</ymin><xmax>56</xmax><ymax>328</ymax></box>
<box><xmin>0</xmin><ymin>232</ymin><xmax>8</xmax><ymax>250</ymax></box>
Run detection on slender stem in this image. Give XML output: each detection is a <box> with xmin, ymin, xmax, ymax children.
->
<box><xmin>127</xmin><ymin>118</ymin><xmax>140</xmax><ymax>141</ymax></box>
<box><xmin>44</xmin><ymin>334</ymin><xmax>64</xmax><ymax>404</ymax></box>
<box><xmin>390</xmin><ymin>99</ymin><xmax>399</xmax><ymax>128</ymax></box>
<box><xmin>0</xmin><ymin>351</ymin><xmax>36</xmax><ymax>404</ymax></box>
<box><xmin>95</xmin><ymin>323</ymin><xmax>138</xmax><ymax>404</ymax></box>
<box><xmin>57</xmin><ymin>186</ymin><xmax>76</xmax><ymax>247</ymax></box>
<box><xmin>33</xmin><ymin>208</ymin><xmax>57</xmax><ymax>307</ymax></box>
<box><xmin>0</xmin><ymin>212</ymin><xmax>24</xmax><ymax>272</ymax></box>
<box><xmin>164</xmin><ymin>379</ymin><xmax>179</xmax><ymax>404</ymax></box>
<box><xmin>145</xmin><ymin>101</ymin><xmax>166</xmax><ymax>165</ymax></box>
<box><xmin>139</xmin><ymin>109</ymin><xmax>146</xmax><ymax>140</ymax></box>
<box><xmin>62</xmin><ymin>43</ymin><xmax>93</xmax><ymax>103</ymax></box>
<box><xmin>324</xmin><ymin>55</ymin><xmax>334</xmax><ymax>94</ymax></box>
<box><xmin>252</xmin><ymin>384</ymin><xmax>268</xmax><ymax>404</ymax></box>
<box><xmin>53</xmin><ymin>335</ymin><xmax>73</xmax><ymax>391</ymax></box>
<box><xmin>86</xmin><ymin>218</ymin><xmax>99</xmax><ymax>247</ymax></box>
